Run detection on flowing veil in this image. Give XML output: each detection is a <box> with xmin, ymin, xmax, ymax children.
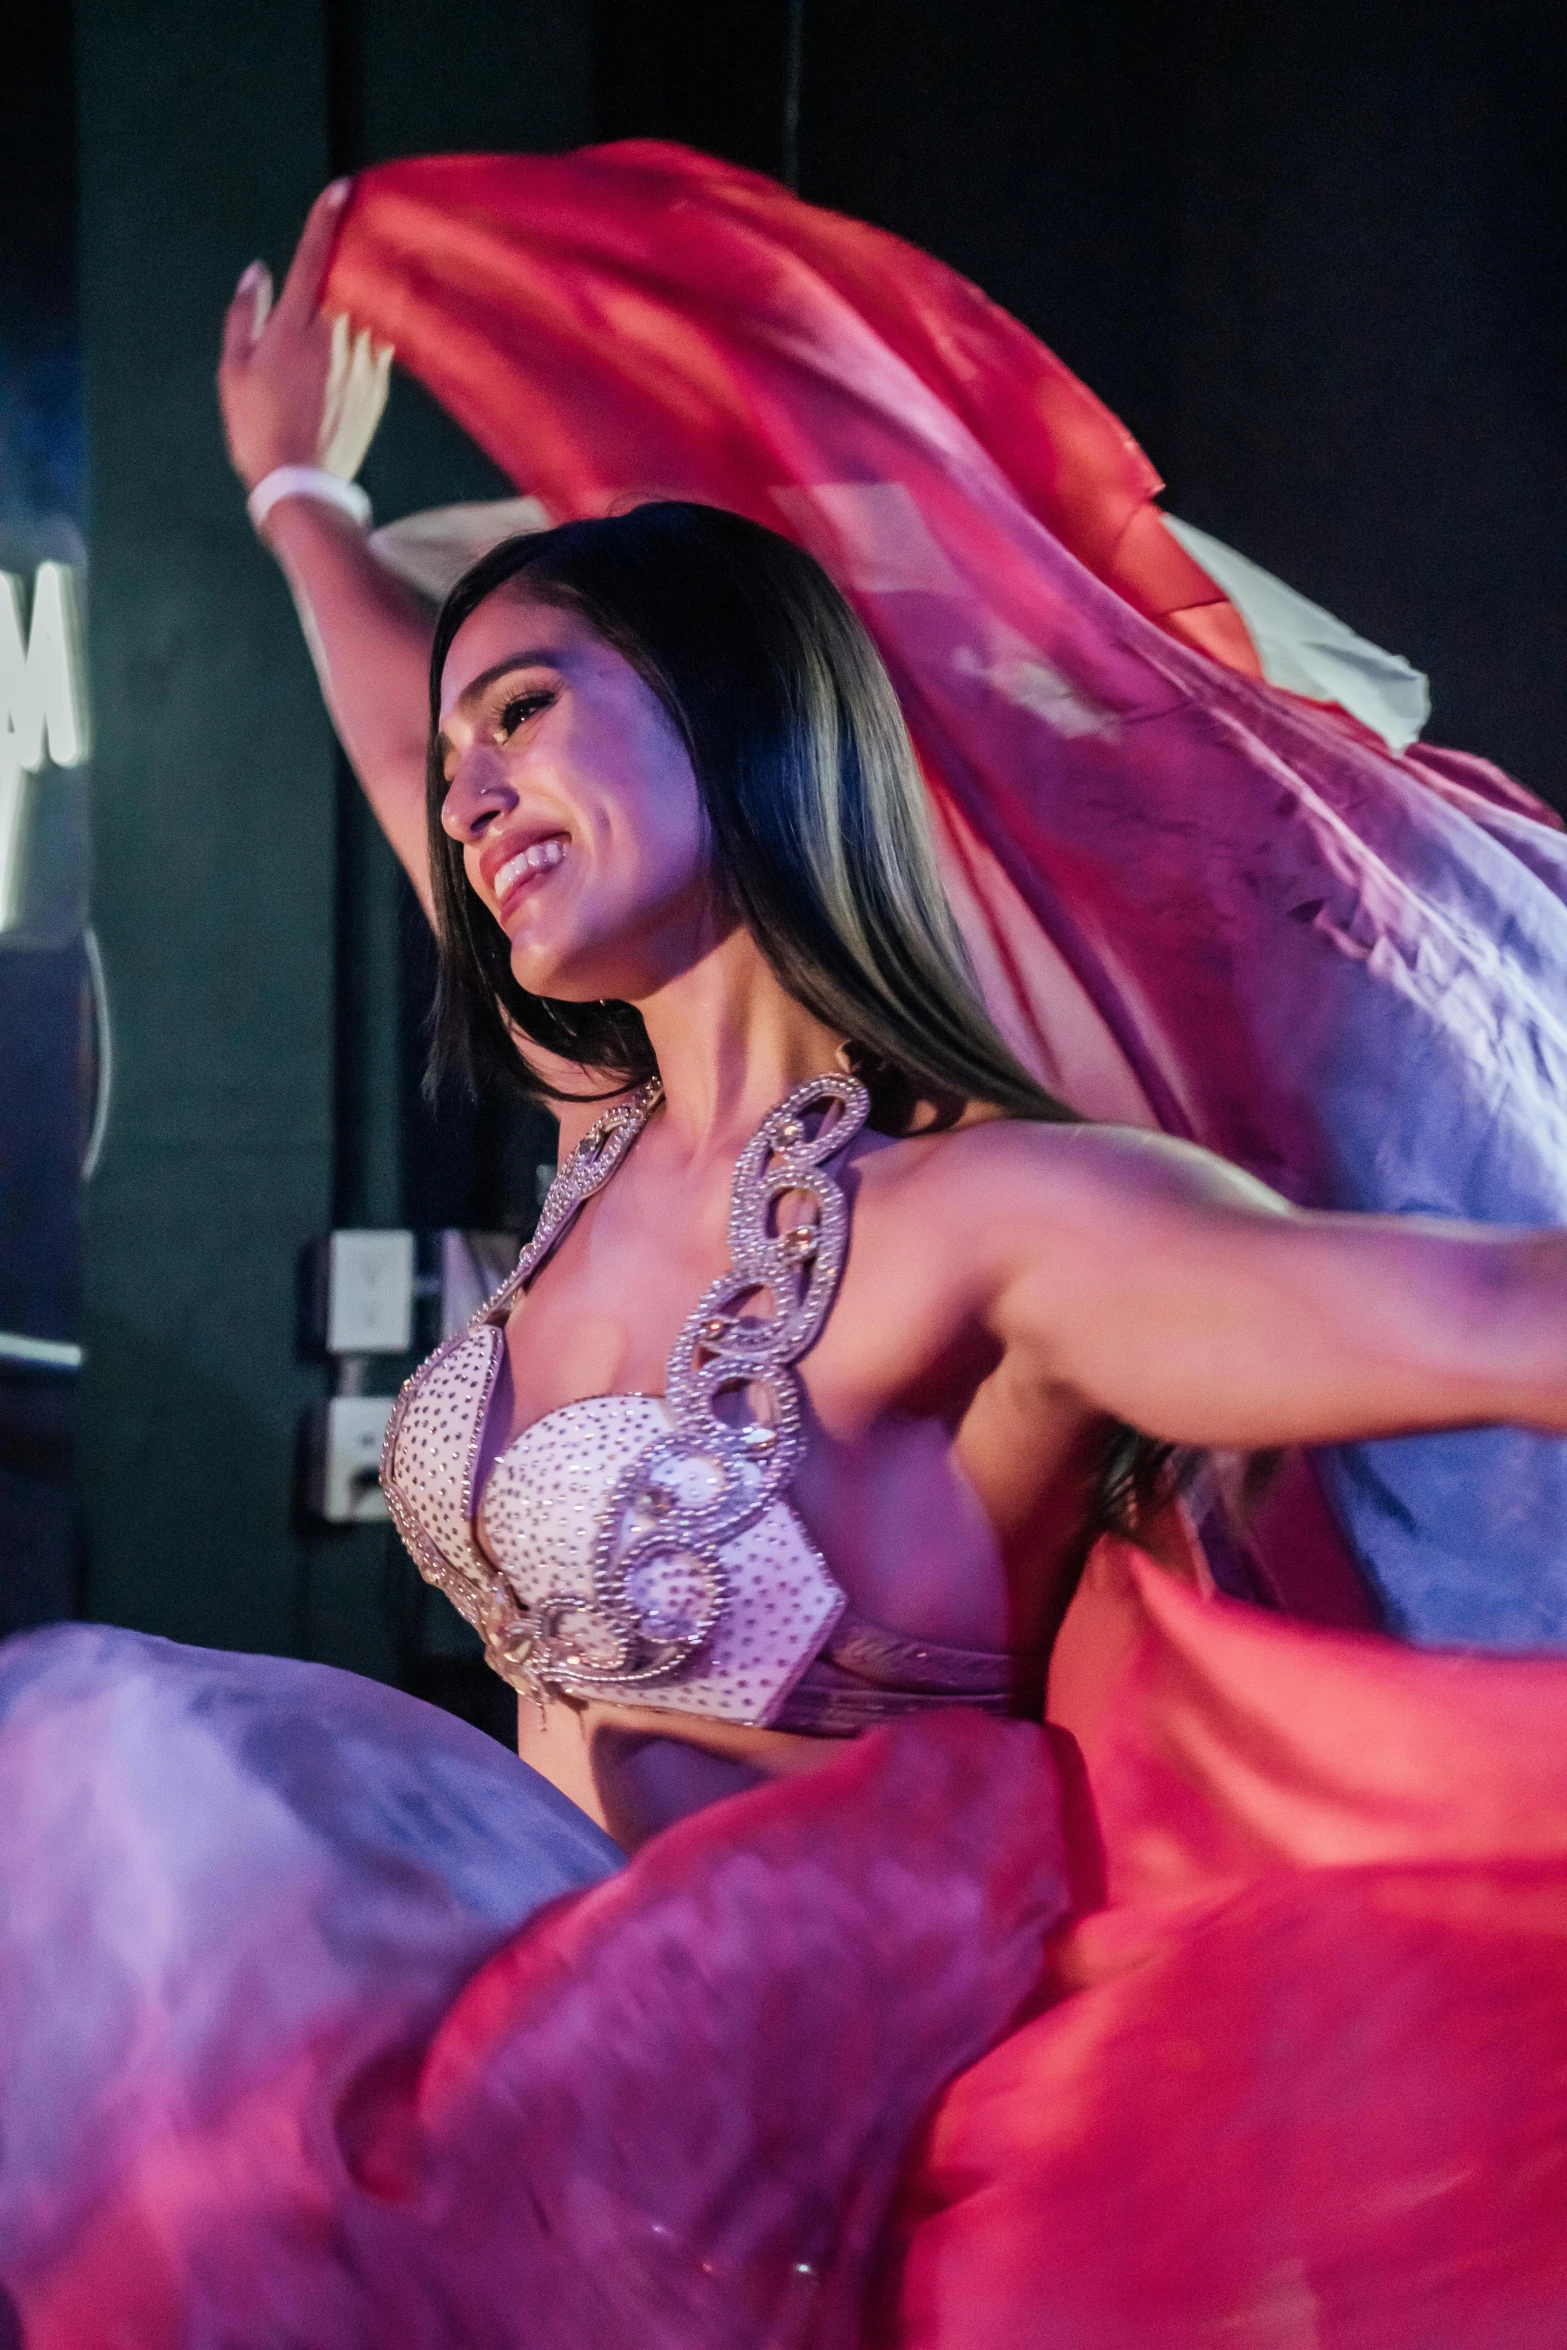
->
<box><xmin>325</xmin><ymin>141</ymin><xmax>1567</xmax><ymax>1647</ymax></box>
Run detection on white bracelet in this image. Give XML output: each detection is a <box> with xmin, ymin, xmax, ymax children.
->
<box><xmin>247</xmin><ymin>465</ymin><xmax>372</xmax><ymax>535</ymax></box>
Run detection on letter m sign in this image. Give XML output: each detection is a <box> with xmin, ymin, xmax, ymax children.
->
<box><xmin>0</xmin><ymin>564</ymin><xmax>89</xmax><ymax>930</ymax></box>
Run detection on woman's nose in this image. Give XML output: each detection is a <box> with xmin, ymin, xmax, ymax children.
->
<box><xmin>440</xmin><ymin>746</ymin><xmax>516</xmax><ymax>842</ymax></box>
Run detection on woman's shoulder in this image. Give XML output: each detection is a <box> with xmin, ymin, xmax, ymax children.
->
<box><xmin>869</xmin><ymin>1110</ymin><xmax>1287</xmax><ymax>1239</ymax></box>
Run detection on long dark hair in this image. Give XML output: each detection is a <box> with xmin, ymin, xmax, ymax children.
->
<box><xmin>425</xmin><ymin>500</ymin><xmax>1182</xmax><ymax>1537</ymax></box>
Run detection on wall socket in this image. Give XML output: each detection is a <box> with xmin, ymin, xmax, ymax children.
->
<box><xmin>303</xmin><ymin>1394</ymin><xmax>394</xmax><ymax>1523</ymax></box>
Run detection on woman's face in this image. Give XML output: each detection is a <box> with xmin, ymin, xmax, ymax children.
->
<box><xmin>437</xmin><ymin>589</ymin><xmax>716</xmax><ymax>1002</ymax></box>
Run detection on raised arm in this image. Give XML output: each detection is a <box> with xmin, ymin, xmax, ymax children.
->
<box><xmin>969</xmin><ymin>1123</ymin><xmax>1567</xmax><ymax>1450</ymax></box>
<box><xmin>217</xmin><ymin>182</ymin><xmax>436</xmax><ymax>908</ymax></box>
<box><xmin>216</xmin><ymin>184</ymin><xmax>617</xmax><ymax>1145</ymax></box>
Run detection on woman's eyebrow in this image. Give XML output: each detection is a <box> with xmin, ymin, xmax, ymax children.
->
<box><xmin>451</xmin><ymin>648</ymin><xmax>565</xmax><ymax>716</ymax></box>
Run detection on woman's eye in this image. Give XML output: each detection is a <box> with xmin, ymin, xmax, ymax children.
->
<box><xmin>495</xmin><ymin>690</ymin><xmax>554</xmax><ymax>742</ymax></box>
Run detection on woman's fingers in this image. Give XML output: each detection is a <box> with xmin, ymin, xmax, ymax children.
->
<box><xmin>275</xmin><ymin>178</ymin><xmax>353</xmax><ymax>326</ymax></box>
<box><xmin>216</xmin><ymin>181</ymin><xmax>375</xmax><ymax>492</ymax></box>
<box><xmin>319</xmin><ymin>321</ymin><xmax>394</xmax><ymax>479</ymax></box>
<box><xmin>220</xmin><ymin>260</ymin><xmax>272</xmax><ymax>370</ymax></box>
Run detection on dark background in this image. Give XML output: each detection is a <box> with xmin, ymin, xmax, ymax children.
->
<box><xmin>0</xmin><ymin>1</ymin><xmax>86</xmax><ymax>1638</ymax></box>
<box><xmin>13</xmin><ymin>1</ymin><xmax>1561</xmax><ymax>1723</ymax></box>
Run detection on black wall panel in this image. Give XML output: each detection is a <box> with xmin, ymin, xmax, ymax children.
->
<box><xmin>1166</xmin><ymin>3</ymin><xmax>1567</xmax><ymax>803</ymax></box>
<box><xmin>76</xmin><ymin>2</ymin><xmax>588</xmax><ymax>1689</ymax></box>
<box><xmin>78</xmin><ymin>1</ymin><xmax>340</xmax><ymax>1658</ymax></box>
<box><xmin>796</xmin><ymin>0</ymin><xmax>1566</xmax><ymax>808</ymax></box>
<box><xmin>2</xmin><ymin>7</ymin><xmax>85</xmax><ymax>1633</ymax></box>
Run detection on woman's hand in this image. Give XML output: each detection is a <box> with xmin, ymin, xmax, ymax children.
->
<box><xmin>217</xmin><ymin>179</ymin><xmax>391</xmax><ymax>495</ymax></box>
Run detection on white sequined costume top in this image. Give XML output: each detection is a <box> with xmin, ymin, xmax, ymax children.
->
<box><xmin>382</xmin><ymin>1074</ymin><xmax>1018</xmax><ymax>1732</ymax></box>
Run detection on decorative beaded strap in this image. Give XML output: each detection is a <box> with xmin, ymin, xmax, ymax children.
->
<box><xmin>483</xmin><ymin>1070</ymin><xmax>869</xmax><ymax>1706</ymax></box>
<box><xmin>480</xmin><ymin>1076</ymin><xmax>666</xmax><ymax>1325</ymax></box>
<box><xmin>378</xmin><ymin>1078</ymin><xmax>667</xmax><ymax>1649</ymax></box>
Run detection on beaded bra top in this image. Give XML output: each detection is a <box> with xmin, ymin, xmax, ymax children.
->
<box><xmin>381</xmin><ymin>1072</ymin><xmax>1018</xmax><ymax>1733</ymax></box>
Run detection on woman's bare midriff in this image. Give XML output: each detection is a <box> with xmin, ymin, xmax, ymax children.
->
<box><xmin>519</xmin><ymin>1695</ymin><xmax>858</xmax><ymax>1850</ymax></box>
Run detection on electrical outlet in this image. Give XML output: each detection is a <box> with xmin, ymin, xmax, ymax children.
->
<box><xmin>304</xmin><ymin>1394</ymin><xmax>394</xmax><ymax>1522</ymax></box>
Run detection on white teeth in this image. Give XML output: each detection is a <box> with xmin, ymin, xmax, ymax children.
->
<box><xmin>494</xmin><ymin>836</ymin><xmax>567</xmax><ymax>896</ymax></box>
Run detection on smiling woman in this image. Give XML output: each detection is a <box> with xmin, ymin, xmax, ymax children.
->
<box><xmin>9</xmin><ymin>165</ymin><xmax>1567</xmax><ymax>2350</ymax></box>
<box><xmin>422</xmin><ymin>503</ymin><xmax>1078</xmax><ymax>1131</ymax></box>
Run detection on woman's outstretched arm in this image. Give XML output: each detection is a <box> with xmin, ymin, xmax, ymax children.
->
<box><xmin>217</xmin><ymin>182</ymin><xmax>437</xmax><ymax>909</ymax></box>
<box><xmin>957</xmin><ymin>1122</ymin><xmax>1567</xmax><ymax>1451</ymax></box>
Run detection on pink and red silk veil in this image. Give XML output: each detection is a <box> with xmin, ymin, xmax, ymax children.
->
<box><xmin>325</xmin><ymin>141</ymin><xmax>1567</xmax><ymax>1651</ymax></box>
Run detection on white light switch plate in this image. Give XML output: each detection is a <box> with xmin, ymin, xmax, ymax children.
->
<box><xmin>310</xmin><ymin>1394</ymin><xmax>394</xmax><ymax>1522</ymax></box>
<box><xmin>326</xmin><ymin>1229</ymin><xmax>414</xmax><ymax>1354</ymax></box>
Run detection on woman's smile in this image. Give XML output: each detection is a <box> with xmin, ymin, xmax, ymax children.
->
<box><xmin>491</xmin><ymin>831</ymin><xmax>571</xmax><ymax>919</ymax></box>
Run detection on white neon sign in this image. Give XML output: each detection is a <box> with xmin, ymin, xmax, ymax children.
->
<box><xmin>0</xmin><ymin>563</ymin><xmax>89</xmax><ymax>931</ymax></box>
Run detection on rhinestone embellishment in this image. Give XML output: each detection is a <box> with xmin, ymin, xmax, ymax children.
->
<box><xmin>380</xmin><ymin>1070</ymin><xmax>867</xmax><ymax>1713</ymax></box>
<box><xmin>514</xmin><ymin>1070</ymin><xmax>867</xmax><ymax>1703</ymax></box>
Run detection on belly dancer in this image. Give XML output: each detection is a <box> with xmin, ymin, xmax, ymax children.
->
<box><xmin>3</xmin><ymin>166</ymin><xmax>1567</xmax><ymax>2349</ymax></box>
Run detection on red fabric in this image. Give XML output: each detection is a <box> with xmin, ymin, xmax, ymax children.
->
<box><xmin>331</xmin><ymin>147</ymin><xmax>1251</xmax><ymax>669</ymax></box>
<box><xmin>15</xmin><ymin>1706</ymin><xmax>1070</xmax><ymax>2350</ymax></box>
<box><xmin>322</xmin><ymin>145</ymin><xmax>1567</xmax><ymax>1641</ymax></box>
<box><xmin>11</xmin><ymin>1572</ymin><xmax>1567</xmax><ymax>2345</ymax></box>
<box><xmin>322</xmin><ymin>141</ymin><xmax>1567</xmax><ymax>1178</ymax></box>
<box><xmin>322</xmin><ymin>145</ymin><xmax>1322</xmax><ymax>1156</ymax></box>
<box><xmin>878</xmin><ymin>1551</ymin><xmax>1567</xmax><ymax>2346</ymax></box>
<box><xmin>350</xmin><ymin>1712</ymin><xmax>1069</xmax><ymax>2349</ymax></box>
<box><xmin>399</xmin><ymin>1579</ymin><xmax>1567</xmax><ymax>2347</ymax></box>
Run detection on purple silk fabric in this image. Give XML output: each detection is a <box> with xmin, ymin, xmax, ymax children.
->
<box><xmin>8</xmin><ymin>1568</ymin><xmax>1567</xmax><ymax>2343</ymax></box>
<box><xmin>0</xmin><ymin>1624</ymin><xmax>620</xmax><ymax>2326</ymax></box>
<box><xmin>0</xmin><ymin>1624</ymin><xmax>1068</xmax><ymax>2346</ymax></box>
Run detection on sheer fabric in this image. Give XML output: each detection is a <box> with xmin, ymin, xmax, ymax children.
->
<box><xmin>6</xmin><ymin>1551</ymin><xmax>1567</xmax><ymax>2343</ymax></box>
<box><xmin>325</xmin><ymin>142</ymin><xmax>1567</xmax><ymax>1644</ymax></box>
